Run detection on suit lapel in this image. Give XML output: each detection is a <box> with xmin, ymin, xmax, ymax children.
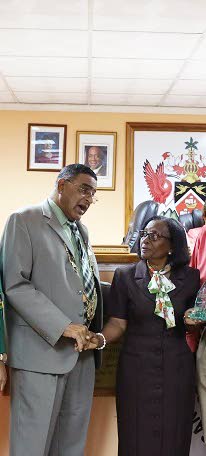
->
<box><xmin>41</xmin><ymin>200</ymin><xmax>98</xmax><ymax>282</ymax></box>
<box><xmin>167</xmin><ymin>267</ymin><xmax>186</xmax><ymax>300</ymax></box>
<box><xmin>42</xmin><ymin>199</ymin><xmax>75</xmax><ymax>258</ymax></box>
<box><xmin>134</xmin><ymin>261</ymin><xmax>156</xmax><ymax>303</ymax></box>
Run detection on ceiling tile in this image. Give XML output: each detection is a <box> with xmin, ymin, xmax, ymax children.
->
<box><xmin>92</xmin><ymin>58</ymin><xmax>183</xmax><ymax>78</ymax></box>
<box><xmin>0</xmin><ymin>1</ymin><xmax>205</xmax><ymax>110</ymax></box>
<box><xmin>0</xmin><ymin>91</ymin><xmax>16</xmax><ymax>102</ymax></box>
<box><xmin>6</xmin><ymin>77</ymin><xmax>88</xmax><ymax>92</ymax></box>
<box><xmin>191</xmin><ymin>36</ymin><xmax>206</xmax><ymax>59</ymax></box>
<box><xmin>91</xmin><ymin>93</ymin><xmax>161</xmax><ymax>105</ymax></box>
<box><xmin>0</xmin><ymin>57</ymin><xmax>88</xmax><ymax>77</ymax></box>
<box><xmin>171</xmin><ymin>80</ymin><xmax>206</xmax><ymax>95</ymax></box>
<box><xmin>0</xmin><ymin>76</ymin><xmax>9</xmax><ymax>91</ymax></box>
<box><xmin>181</xmin><ymin>60</ymin><xmax>206</xmax><ymax>79</ymax></box>
<box><xmin>93</xmin><ymin>0</ymin><xmax>206</xmax><ymax>32</ymax></box>
<box><xmin>92</xmin><ymin>78</ymin><xmax>172</xmax><ymax>94</ymax></box>
<box><xmin>195</xmin><ymin>97</ymin><xmax>206</xmax><ymax>107</ymax></box>
<box><xmin>0</xmin><ymin>30</ymin><xmax>88</xmax><ymax>57</ymax></box>
<box><xmin>0</xmin><ymin>0</ymin><xmax>88</xmax><ymax>29</ymax></box>
<box><xmin>15</xmin><ymin>92</ymin><xmax>88</xmax><ymax>104</ymax></box>
<box><xmin>162</xmin><ymin>95</ymin><xmax>201</xmax><ymax>107</ymax></box>
<box><xmin>92</xmin><ymin>31</ymin><xmax>199</xmax><ymax>59</ymax></box>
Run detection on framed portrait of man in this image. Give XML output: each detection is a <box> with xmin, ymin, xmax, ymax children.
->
<box><xmin>76</xmin><ymin>131</ymin><xmax>117</xmax><ymax>190</ymax></box>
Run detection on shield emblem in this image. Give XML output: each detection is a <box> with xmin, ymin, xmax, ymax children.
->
<box><xmin>174</xmin><ymin>182</ymin><xmax>206</xmax><ymax>215</ymax></box>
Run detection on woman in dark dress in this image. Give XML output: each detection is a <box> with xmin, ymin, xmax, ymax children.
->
<box><xmin>88</xmin><ymin>216</ymin><xmax>200</xmax><ymax>456</ymax></box>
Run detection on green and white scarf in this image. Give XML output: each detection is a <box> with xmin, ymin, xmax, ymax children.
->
<box><xmin>147</xmin><ymin>262</ymin><xmax>176</xmax><ymax>329</ymax></box>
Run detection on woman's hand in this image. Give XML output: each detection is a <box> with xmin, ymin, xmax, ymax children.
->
<box><xmin>85</xmin><ymin>333</ymin><xmax>103</xmax><ymax>350</ymax></box>
<box><xmin>74</xmin><ymin>317</ymin><xmax>127</xmax><ymax>352</ymax></box>
<box><xmin>0</xmin><ymin>362</ymin><xmax>7</xmax><ymax>392</ymax></box>
<box><xmin>74</xmin><ymin>332</ymin><xmax>103</xmax><ymax>351</ymax></box>
<box><xmin>184</xmin><ymin>308</ymin><xmax>203</xmax><ymax>326</ymax></box>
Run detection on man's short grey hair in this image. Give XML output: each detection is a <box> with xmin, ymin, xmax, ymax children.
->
<box><xmin>56</xmin><ymin>164</ymin><xmax>97</xmax><ymax>185</ymax></box>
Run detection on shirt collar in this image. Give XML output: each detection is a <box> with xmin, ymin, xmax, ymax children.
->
<box><xmin>48</xmin><ymin>197</ymin><xmax>68</xmax><ymax>227</ymax></box>
<box><xmin>93</xmin><ymin>165</ymin><xmax>103</xmax><ymax>174</ymax></box>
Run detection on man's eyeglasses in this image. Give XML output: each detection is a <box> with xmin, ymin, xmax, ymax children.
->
<box><xmin>65</xmin><ymin>180</ymin><xmax>98</xmax><ymax>204</ymax></box>
<box><xmin>139</xmin><ymin>230</ymin><xmax>170</xmax><ymax>242</ymax></box>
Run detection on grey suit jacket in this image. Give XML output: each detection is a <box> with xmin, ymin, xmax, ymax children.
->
<box><xmin>0</xmin><ymin>200</ymin><xmax>103</xmax><ymax>374</ymax></box>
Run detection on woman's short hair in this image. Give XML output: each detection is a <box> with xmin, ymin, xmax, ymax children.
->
<box><xmin>136</xmin><ymin>215</ymin><xmax>190</xmax><ymax>267</ymax></box>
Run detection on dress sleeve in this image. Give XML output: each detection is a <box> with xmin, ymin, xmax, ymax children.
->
<box><xmin>190</xmin><ymin>237</ymin><xmax>200</xmax><ymax>269</ymax></box>
<box><xmin>107</xmin><ymin>268</ymin><xmax>129</xmax><ymax>320</ymax></box>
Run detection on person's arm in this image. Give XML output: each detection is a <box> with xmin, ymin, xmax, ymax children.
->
<box><xmin>0</xmin><ymin>284</ymin><xmax>7</xmax><ymax>392</ymax></box>
<box><xmin>102</xmin><ymin>317</ymin><xmax>127</xmax><ymax>343</ymax></box>
<box><xmin>0</xmin><ymin>292</ymin><xmax>6</xmax><ymax>355</ymax></box>
<box><xmin>86</xmin><ymin>317</ymin><xmax>127</xmax><ymax>350</ymax></box>
<box><xmin>184</xmin><ymin>269</ymin><xmax>202</xmax><ymax>330</ymax></box>
<box><xmin>190</xmin><ymin>235</ymin><xmax>200</xmax><ymax>269</ymax></box>
<box><xmin>0</xmin><ymin>308</ymin><xmax>7</xmax><ymax>391</ymax></box>
<box><xmin>0</xmin><ymin>361</ymin><xmax>7</xmax><ymax>392</ymax></box>
<box><xmin>84</xmin><ymin>267</ymin><xmax>129</xmax><ymax>350</ymax></box>
<box><xmin>1</xmin><ymin>212</ymin><xmax>89</xmax><ymax>350</ymax></box>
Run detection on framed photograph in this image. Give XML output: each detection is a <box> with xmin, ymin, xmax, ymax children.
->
<box><xmin>125</xmin><ymin>122</ymin><xmax>206</xmax><ymax>231</ymax></box>
<box><xmin>76</xmin><ymin>131</ymin><xmax>117</xmax><ymax>189</ymax></box>
<box><xmin>27</xmin><ymin>123</ymin><xmax>67</xmax><ymax>171</ymax></box>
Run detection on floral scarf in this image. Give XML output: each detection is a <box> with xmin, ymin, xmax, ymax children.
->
<box><xmin>147</xmin><ymin>262</ymin><xmax>176</xmax><ymax>329</ymax></box>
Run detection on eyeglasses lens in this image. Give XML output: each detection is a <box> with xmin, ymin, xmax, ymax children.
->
<box><xmin>139</xmin><ymin>231</ymin><xmax>158</xmax><ymax>241</ymax></box>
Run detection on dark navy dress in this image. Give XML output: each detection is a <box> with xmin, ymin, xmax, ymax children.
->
<box><xmin>109</xmin><ymin>260</ymin><xmax>200</xmax><ymax>456</ymax></box>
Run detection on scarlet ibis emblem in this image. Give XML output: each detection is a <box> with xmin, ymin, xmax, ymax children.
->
<box><xmin>143</xmin><ymin>160</ymin><xmax>172</xmax><ymax>204</ymax></box>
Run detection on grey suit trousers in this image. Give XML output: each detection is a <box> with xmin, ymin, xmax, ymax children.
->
<box><xmin>10</xmin><ymin>351</ymin><xmax>95</xmax><ymax>456</ymax></box>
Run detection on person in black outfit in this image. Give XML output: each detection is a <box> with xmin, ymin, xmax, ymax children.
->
<box><xmin>86</xmin><ymin>216</ymin><xmax>200</xmax><ymax>456</ymax></box>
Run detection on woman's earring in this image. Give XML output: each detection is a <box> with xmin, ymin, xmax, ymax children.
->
<box><xmin>168</xmin><ymin>251</ymin><xmax>172</xmax><ymax>255</ymax></box>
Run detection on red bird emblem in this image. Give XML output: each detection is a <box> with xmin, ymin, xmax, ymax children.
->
<box><xmin>143</xmin><ymin>160</ymin><xmax>172</xmax><ymax>204</ymax></box>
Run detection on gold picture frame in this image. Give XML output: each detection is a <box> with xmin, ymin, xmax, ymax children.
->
<box><xmin>27</xmin><ymin>123</ymin><xmax>67</xmax><ymax>172</ymax></box>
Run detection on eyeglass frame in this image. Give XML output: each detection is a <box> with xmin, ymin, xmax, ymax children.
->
<box><xmin>64</xmin><ymin>179</ymin><xmax>98</xmax><ymax>203</ymax></box>
<box><xmin>139</xmin><ymin>230</ymin><xmax>171</xmax><ymax>242</ymax></box>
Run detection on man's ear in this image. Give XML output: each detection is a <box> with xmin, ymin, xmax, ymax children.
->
<box><xmin>57</xmin><ymin>178</ymin><xmax>65</xmax><ymax>194</ymax></box>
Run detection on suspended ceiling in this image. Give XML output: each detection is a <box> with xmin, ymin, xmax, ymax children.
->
<box><xmin>1</xmin><ymin>0</ymin><xmax>206</xmax><ymax>112</ymax></box>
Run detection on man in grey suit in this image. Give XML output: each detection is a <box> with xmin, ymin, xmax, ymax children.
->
<box><xmin>1</xmin><ymin>164</ymin><xmax>103</xmax><ymax>456</ymax></box>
